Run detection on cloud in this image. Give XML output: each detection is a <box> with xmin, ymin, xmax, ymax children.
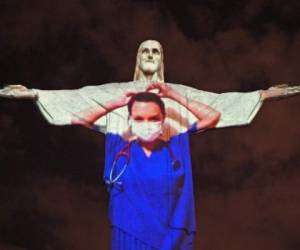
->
<box><xmin>0</xmin><ymin>175</ymin><xmax>110</xmax><ymax>250</ymax></box>
<box><xmin>1</xmin><ymin>0</ymin><xmax>300</xmax><ymax>89</ymax></box>
<box><xmin>195</xmin><ymin>171</ymin><xmax>300</xmax><ymax>249</ymax></box>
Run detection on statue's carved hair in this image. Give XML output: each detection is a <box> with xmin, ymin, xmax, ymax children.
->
<box><xmin>133</xmin><ymin>40</ymin><xmax>164</xmax><ymax>82</ymax></box>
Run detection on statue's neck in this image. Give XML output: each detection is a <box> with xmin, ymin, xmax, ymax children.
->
<box><xmin>138</xmin><ymin>72</ymin><xmax>161</xmax><ymax>82</ymax></box>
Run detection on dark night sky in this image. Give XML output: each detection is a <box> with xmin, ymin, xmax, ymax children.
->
<box><xmin>1</xmin><ymin>0</ymin><xmax>300</xmax><ymax>249</ymax></box>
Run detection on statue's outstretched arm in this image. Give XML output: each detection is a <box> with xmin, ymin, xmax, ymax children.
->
<box><xmin>0</xmin><ymin>82</ymin><xmax>138</xmax><ymax>133</ymax></box>
<box><xmin>171</xmin><ymin>83</ymin><xmax>300</xmax><ymax>129</ymax></box>
<box><xmin>2</xmin><ymin>82</ymin><xmax>299</xmax><ymax>132</ymax></box>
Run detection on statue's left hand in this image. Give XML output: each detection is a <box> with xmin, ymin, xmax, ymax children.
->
<box><xmin>261</xmin><ymin>84</ymin><xmax>300</xmax><ymax>100</ymax></box>
<box><xmin>284</xmin><ymin>85</ymin><xmax>300</xmax><ymax>96</ymax></box>
<box><xmin>0</xmin><ymin>84</ymin><xmax>38</xmax><ymax>100</ymax></box>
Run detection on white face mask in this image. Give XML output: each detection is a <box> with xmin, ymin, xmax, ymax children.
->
<box><xmin>130</xmin><ymin>120</ymin><xmax>162</xmax><ymax>142</ymax></box>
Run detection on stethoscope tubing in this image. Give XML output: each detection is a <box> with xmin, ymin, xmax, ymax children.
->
<box><xmin>105</xmin><ymin>140</ymin><xmax>180</xmax><ymax>189</ymax></box>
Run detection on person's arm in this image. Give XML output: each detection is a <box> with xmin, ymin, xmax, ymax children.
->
<box><xmin>71</xmin><ymin>91</ymin><xmax>136</xmax><ymax>128</ymax></box>
<box><xmin>146</xmin><ymin>82</ymin><xmax>221</xmax><ymax>131</ymax></box>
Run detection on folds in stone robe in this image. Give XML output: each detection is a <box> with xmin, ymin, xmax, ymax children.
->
<box><xmin>33</xmin><ymin>80</ymin><xmax>262</xmax><ymax>136</ymax></box>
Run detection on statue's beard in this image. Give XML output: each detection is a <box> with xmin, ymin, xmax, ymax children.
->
<box><xmin>140</xmin><ymin>61</ymin><xmax>160</xmax><ymax>74</ymax></box>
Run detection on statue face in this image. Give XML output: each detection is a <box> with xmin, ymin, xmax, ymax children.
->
<box><xmin>138</xmin><ymin>40</ymin><xmax>162</xmax><ymax>75</ymax></box>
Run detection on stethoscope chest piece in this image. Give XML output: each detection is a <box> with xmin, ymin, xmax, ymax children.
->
<box><xmin>105</xmin><ymin>179</ymin><xmax>124</xmax><ymax>192</ymax></box>
<box><xmin>172</xmin><ymin>159</ymin><xmax>181</xmax><ymax>170</ymax></box>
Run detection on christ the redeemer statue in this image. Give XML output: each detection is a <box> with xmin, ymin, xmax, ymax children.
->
<box><xmin>0</xmin><ymin>39</ymin><xmax>299</xmax><ymax>136</ymax></box>
<box><xmin>1</xmin><ymin>40</ymin><xmax>300</xmax><ymax>249</ymax></box>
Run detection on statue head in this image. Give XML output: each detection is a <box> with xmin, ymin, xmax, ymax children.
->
<box><xmin>133</xmin><ymin>40</ymin><xmax>164</xmax><ymax>82</ymax></box>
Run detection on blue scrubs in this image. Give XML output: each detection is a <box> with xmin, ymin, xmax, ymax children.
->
<box><xmin>104</xmin><ymin>124</ymin><xmax>197</xmax><ymax>250</ymax></box>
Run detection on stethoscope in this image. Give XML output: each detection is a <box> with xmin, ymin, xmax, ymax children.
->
<box><xmin>104</xmin><ymin>140</ymin><xmax>181</xmax><ymax>191</ymax></box>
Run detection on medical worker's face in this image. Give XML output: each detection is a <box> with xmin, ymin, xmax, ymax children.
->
<box><xmin>130</xmin><ymin>101</ymin><xmax>164</xmax><ymax>143</ymax></box>
<box><xmin>131</xmin><ymin>101</ymin><xmax>164</xmax><ymax>122</ymax></box>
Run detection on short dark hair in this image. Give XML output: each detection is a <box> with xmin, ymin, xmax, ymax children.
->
<box><xmin>128</xmin><ymin>92</ymin><xmax>166</xmax><ymax>117</ymax></box>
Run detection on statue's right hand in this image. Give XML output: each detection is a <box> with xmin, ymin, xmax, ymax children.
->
<box><xmin>0</xmin><ymin>84</ymin><xmax>38</xmax><ymax>100</ymax></box>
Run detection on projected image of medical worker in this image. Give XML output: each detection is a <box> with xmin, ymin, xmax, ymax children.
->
<box><xmin>72</xmin><ymin>82</ymin><xmax>220</xmax><ymax>250</ymax></box>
